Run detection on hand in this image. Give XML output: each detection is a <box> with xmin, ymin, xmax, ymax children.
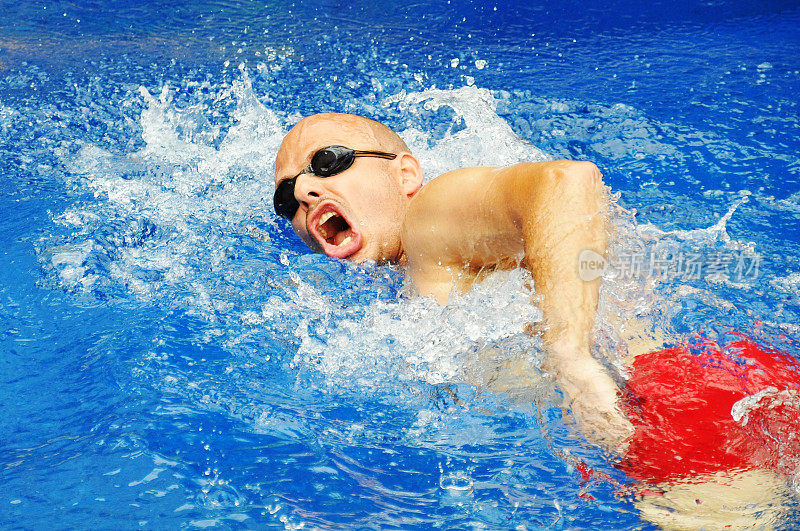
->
<box><xmin>548</xmin><ymin>349</ymin><xmax>634</xmax><ymax>450</ymax></box>
<box><xmin>566</xmin><ymin>381</ymin><xmax>634</xmax><ymax>451</ymax></box>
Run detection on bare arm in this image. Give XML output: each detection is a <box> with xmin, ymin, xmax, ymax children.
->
<box><xmin>507</xmin><ymin>161</ymin><xmax>631</xmax><ymax>446</ymax></box>
<box><xmin>403</xmin><ymin>161</ymin><xmax>631</xmax><ymax>447</ymax></box>
<box><xmin>494</xmin><ymin>162</ymin><xmax>605</xmax><ymax>348</ymax></box>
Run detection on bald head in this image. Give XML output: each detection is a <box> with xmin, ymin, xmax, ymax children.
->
<box><xmin>275</xmin><ymin>113</ymin><xmax>409</xmax><ymax>181</ymax></box>
<box><xmin>271</xmin><ymin>112</ymin><xmax>424</xmax><ymax>263</ymax></box>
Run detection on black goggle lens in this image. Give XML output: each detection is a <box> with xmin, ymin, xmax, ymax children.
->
<box><xmin>273</xmin><ymin>178</ymin><xmax>297</xmax><ymax>220</ymax></box>
<box><xmin>310</xmin><ymin>146</ymin><xmax>356</xmax><ymax>176</ymax></box>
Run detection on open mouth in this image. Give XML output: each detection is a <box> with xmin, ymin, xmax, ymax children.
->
<box><xmin>309</xmin><ymin>204</ymin><xmax>362</xmax><ymax>259</ymax></box>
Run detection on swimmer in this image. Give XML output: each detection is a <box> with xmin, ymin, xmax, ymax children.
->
<box><xmin>274</xmin><ymin>112</ymin><xmax>799</xmax><ymax>528</ymax></box>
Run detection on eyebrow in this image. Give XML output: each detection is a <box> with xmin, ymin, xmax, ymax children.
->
<box><xmin>277</xmin><ymin>144</ymin><xmax>326</xmax><ymax>183</ymax></box>
<box><xmin>276</xmin><ymin>157</ymin><xmax>307</xmax><ymax>184</ymax></box>
<box><xmin>277</xmin><ymin>162</ymin><xmax>307</xmax><ymax>184</ymax></box>
<box><xmin>276</xmin><ymin>172</ymin><xmax>294</xmax><ymax>185</ymax></box>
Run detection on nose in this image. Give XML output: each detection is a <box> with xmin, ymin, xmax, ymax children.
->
<box><xmin>293</xmin><ymin>173</ymin><xmax>323</xmax><ymax>213</ymax></box>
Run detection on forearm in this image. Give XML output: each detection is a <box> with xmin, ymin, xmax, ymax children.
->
<box><xmin>508</xmin><ymin>161</ymin><xmax>609</xmax><ymax>356</ymax></box>
<box><xmin>506</xmin><ymin>161</ymin><xmax>631</xmax><ymax>447</ymax></box>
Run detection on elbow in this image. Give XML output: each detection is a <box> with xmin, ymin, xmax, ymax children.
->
<box><xmin>545</xmin><ymin>161</ymin><xmax>608</xmax><ymax>211</ymax></box>
<box><xmin>573</xmin><ymin>160</ymin><xmax>603</xmax><ymax>183</ymax></box>
<box><xmin>547</xmin><ymin>161</ymin><xmax>604</xmax><ymax>189</ymax></box>
<box><xmin>574</xmin><ymin>161</ymin><xmax>605</xmax><ymax>191</ymax></box>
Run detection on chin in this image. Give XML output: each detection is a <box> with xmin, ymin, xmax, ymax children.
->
<box><xmin>342</xmin><ymin>247</ymin><xmax>370</xmax><ymax>263</ymax></box>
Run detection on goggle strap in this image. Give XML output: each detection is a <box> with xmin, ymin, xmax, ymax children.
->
<box><xmin>352</xmin><ymin>150</ymin><xmax>397</xmax><ymax>160</ymax></box>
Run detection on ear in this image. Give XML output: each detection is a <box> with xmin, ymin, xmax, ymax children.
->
<box><xmin>396</xmin><ymin>153</ymin><xmax>424</xmax><ymax>198</ymax></box>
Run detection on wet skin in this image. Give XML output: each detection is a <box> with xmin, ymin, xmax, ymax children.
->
<box><xmin>275</xmin><ymin>113</ymin><xmax>795</xmax><ymax>528</ymax></box>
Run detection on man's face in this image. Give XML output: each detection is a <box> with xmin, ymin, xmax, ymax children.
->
<box><xmin>274</xmin><ymin>118</ymin><xmax>410</xmax><ymax>263</ymax></box>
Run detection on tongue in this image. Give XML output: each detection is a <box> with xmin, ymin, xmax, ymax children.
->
<box><xmin>317</xmin><ymin>211</ymin><xmax>359</xmax><ymax>257</ymax></box>
<box><xmin>333</xmin><ymin>229</ymin><xmax>352</xmax><ymax>246</ymax></box>
<box><xmin>321</xmin><ymin>214</ymin><xmax>350</xmax><ymax>243</ymax></box>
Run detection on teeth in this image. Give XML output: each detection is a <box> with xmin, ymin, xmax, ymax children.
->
<box><xmin>338</xmin><ymin>235</ymin><xmax>352</xmax><ymax>247</ymax></box>
<box><xmin>317</xmin><ymin>212</ymin><xmax>335</xmax><ymax>238</ymax></box>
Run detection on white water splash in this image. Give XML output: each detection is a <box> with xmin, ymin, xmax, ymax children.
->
<box><xmin>293</xmin><ymin>268</ymin><xmax>543</xmax><ymax>389</ymax></box>
<box><xmin>385</xmin><ymin>85</ymin><xmax>550</xmax><ymax>179</ymax></box>
<box><xmin>637</xmin><ymin>194</ymin><xmax>752</xmax><ymax>246</ymax></box>
<box><xmin>46</xmin><ymin>71</ymin><xmax>284</xmax><ymax>309</ymax></box>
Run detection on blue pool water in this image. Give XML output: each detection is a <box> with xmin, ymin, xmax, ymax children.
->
<box><xmin>1</xmin><ymin>0</ymin><xmax>799</xmax><ymax>528</ymax></box>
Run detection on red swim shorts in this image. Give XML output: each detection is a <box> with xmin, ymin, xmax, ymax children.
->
<box><xmin>617</xmin><ymin>336</ymin><xmax>800</xmax><ymax>484</ymax></box>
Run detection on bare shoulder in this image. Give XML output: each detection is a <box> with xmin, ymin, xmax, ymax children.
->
<box><xmin>400</xmin><ymin>166</ymin><xmax>502</xmax><ymax>302</ymax></box>
<box><xmin>399</xmin><ymin>160</ymin><xmax>607</xmax><ymax>301</ymax></box>
<box><xmin>401</xmin><ymin>160</ymin><xmax>606</xmax><ymax>259</ymax></box>
<box><xmin>402</xmin><ymin>166</ymin><xmax>499</xmax><ymax>243</ymax></box>
<box><xmin>410</xmin><ymin>166</ymin><xmax>499</xmax><ymax>204</ymax></box>
<box><xmin>408</xmin><ymin>160</ymin><xmax>600</xmax><ymax>207</ymax></box>
<box><xmin>504</xmin><ymin>160</ymin><xmax>604</xmax><ymax>197</ymax></box>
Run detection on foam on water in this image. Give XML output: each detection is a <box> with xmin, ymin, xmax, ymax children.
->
<box><xmin>46</xmin><ymin>72</ymin><xmax>281</xmax><ymax>310</ymax></box>
<box><xmin>293</xmin><ymin>267</ymin><xmax>543</xmax><ymax>388</ymax></box>
<box><xmin>385</xmin><ymin>85</ymin><xmax>550</xmax><ymax>178</ymax></box>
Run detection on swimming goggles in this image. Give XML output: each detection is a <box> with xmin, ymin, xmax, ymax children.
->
<box><xmin>273</xmin><ymin>145</ymin><xmax>397</xmax><ymax>219</ymax></box>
